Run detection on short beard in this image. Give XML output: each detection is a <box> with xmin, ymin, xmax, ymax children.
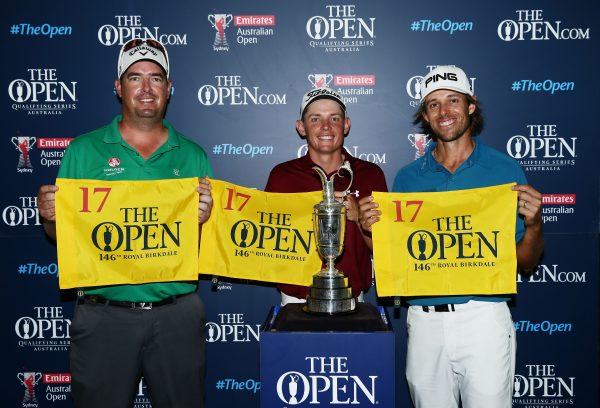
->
<box><xmin>431</xmin><ymin>120</ymin><xmax>470</xmax><ymax>143</ymax></box>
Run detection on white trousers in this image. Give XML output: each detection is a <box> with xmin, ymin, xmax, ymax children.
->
<box><xmin>405</xmin><ymin>301</ymin><xmax>516</xmax><ymax>408</ymax></box>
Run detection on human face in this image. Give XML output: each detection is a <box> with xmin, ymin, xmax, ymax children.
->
<box><xmin>297</xmin><ymin>99</ymin><xmax>350</xmax><ymax>156</ymax></box>
<box><xmin>115</xmin><ymin>60</ymin><xmax>171</xmax><ymax>121</ymax></box>
<box><xmin>422</xmin><ymin>89</ymin><xmax>475</xmax><ymax>143</ymax></box>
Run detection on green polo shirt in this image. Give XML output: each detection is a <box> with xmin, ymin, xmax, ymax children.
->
<box><xmin>58</xmin><ymin>115</ymin><xmax>213</xmax><ymax>301</ymax></box>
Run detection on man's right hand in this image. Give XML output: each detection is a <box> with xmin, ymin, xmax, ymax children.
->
<box><xmin>358</xmin><ymin>195</ymin><xmax>381</xmax><ymax>233</ymax></box>
<box><xmin>37</xmin><ymin>185</ymin><xmax>59</xmax><ymax>222</ymax></box>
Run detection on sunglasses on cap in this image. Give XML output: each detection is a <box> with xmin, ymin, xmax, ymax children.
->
<box><xmin>122</xmin><ymin>38</ymin><xmax>166</xmax><ymax>52</ymax></box>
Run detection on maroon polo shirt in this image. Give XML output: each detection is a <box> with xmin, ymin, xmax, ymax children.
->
<box><xmin>265</xmin><ymin>152</ymin><xmax>388</xmax><ymax>299</ymax></box>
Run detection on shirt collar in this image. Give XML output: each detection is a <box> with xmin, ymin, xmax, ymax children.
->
<box><xmin>418</xmin><ymin>138</ymin><xmax>490</xmax><ymax>174</ymax></box>
<box><xmin>301</xmin><ymin>150</ymin><xmax>356</xmax><ymax>175</ymax></box>
<box><xmin>104</xmin><ymin>115</ymin><xmax>180</xmax><ymax>150</ymax></box>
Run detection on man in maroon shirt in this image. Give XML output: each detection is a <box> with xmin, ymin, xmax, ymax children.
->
<box><xmin>265</xmin><ymin>88</ymin><xmax>388</xmax><ymax>305</ymax></box>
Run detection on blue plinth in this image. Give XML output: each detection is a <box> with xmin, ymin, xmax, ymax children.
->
<box><xmin>260</xmin><ymin>303</ymin><xmax>395</xmax><ymax>407</ymax></box>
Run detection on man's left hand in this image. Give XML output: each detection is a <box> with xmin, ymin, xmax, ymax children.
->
<box><xmin>512</xmin><ymin>184</ymin><xmax>542</xmax><ymax>228</ymax></box>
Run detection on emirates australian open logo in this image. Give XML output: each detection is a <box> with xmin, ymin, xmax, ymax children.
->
<box><xmin>18</xmin><ymin>372</ymin><xmax>42</xmax><ymax>405</ymax></box>
<box><xmin>208</xmin><ymin>14</ymin><xmax>233</xmax><ymax>51</ymax></box>
<box><xmin>12</xmin><ymin>136</ymin><xmax>36</xmax><ymax>173</ymax></box>
<box><xmin>208</xmin><ymin>13</ymin><xmax>276</xmax><ymax>51</ymax></box>
<box><xmin>306</xmin><ymin>73</ymin><xmax>376</xmax><ymax>105</ymax></box>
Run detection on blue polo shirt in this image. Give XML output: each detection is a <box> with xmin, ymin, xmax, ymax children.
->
<box><xmin>392</xmin><ymin>140</ymin><xmax>526</xmax><ymax>306</ymax></box>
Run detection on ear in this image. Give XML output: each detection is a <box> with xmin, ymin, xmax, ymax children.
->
<box><xmin>468</xmin><ymin>95</ymin><xmax>477</xmax><ymax>115</ymax></box>
<box><xmin>167</xmin><ymin>80</ymin><xmax>173</xmax><ymax>99</ymax></box>
<box><xmin>344</xmin><ymin>117</ymin><xmax>351</xmax><ymax>136</ymax></box>
<box><xmin>114</xmin><ymin>79</ymin><xmax>122</xmax><ymax>98</ymax></box>
<box><xmin>422</xmin><ymin>111</ymin><xmax>431</xmax><ymax>124</ymax></box>
<box><xmin>468</xmin><ymin>102</ymin><xmax>476</xmax><ymax>114</ymax></box>
<box><xmin>296</xmin><ymin>119</ymin><xmax>307</xmax><ymax>138</ymax></box>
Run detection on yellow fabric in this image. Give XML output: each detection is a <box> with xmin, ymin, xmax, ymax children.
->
<box><xmin>199</xmin><ymin>179</ymin><xmax>322</xmax><ymax>285</ymax></box>
<box><xmin>55</xmin><ymin>178</ymin><xmax>199</xmax><ymax>289</ymax></box>
<box><xmin>372</xmin><ymin>183</ymin><xmax>518</xmax><ymax>296</ymax></box>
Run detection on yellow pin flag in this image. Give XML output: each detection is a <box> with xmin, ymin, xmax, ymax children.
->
<box><xmin>199</xmin><ymin>179</ymin><xmax>322</xmax><ymax>285</ymax></box>
<box><xmin>372</xmin><ymin>183</ymin><xmax>518</xmax><ymax>296</ymax></box>
<box><xmin>55</xmin><ymin>178</ymin><xmax>199</xmax><ymax>288</ymax></box>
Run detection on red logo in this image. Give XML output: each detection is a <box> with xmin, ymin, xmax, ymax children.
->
<box><xmin>542</xmin><ymin>194</ymin><xmax>576</xmax><ymax>205</ymax></box>
<box><xmin>38</xmin><ymin>138</ymin><xmax>73</xmax><ymax>148</ymax></box>
<box><xmin>234</xmin><ymin>15</ymin><xmax>275</xmax><ymax>26</ymax></box>
<box><xmin>108</xmin><ymin>157</ymin><xmax>121</xmax><ymax>168</ymax></box>
<box><xmin>334</xmin><ymin>75</ymin><xmax>376</xmax><ymax>86</ymax></box>
<box><xmin>43</xmin><ymin>373</ymin><xmax>71</xmax><ymax>384</ymax></box>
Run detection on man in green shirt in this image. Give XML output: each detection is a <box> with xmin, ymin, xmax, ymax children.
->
<box><xmin>37</xmin><ymin>38</ymin><xmax>213</xmax><ymax>408</ymax></box>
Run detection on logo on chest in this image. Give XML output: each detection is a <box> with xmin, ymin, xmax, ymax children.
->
<box><xmin>104</xmin><ymin>157</ymin><xmax>125</xmax><ymax>176</ymax></box>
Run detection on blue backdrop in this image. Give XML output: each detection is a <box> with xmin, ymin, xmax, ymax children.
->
<box><xmin>3</xmin><ymin>1</ymin><xmax>598</xmax><ymax>407</ymax></box>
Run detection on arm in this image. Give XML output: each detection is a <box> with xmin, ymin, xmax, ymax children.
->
<box><xmin>37</xmin><ymin>184</ymin><xmax>59</xmax><ymax>241</ymax></box>
<box><xmin>512</xmin><ymin>184</ymin><xmax>544</xmax><ymax>277</ymax></box>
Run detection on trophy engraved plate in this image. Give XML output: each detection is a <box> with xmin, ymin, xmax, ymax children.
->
<box><xmin>304</xmin><ymin>161</ymin><xmax>356</xmax><ymax>314</ymax></box>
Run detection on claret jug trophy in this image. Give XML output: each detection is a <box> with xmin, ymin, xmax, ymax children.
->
<box><xmin>304</xmin><ymin>161</ymin><xmax>356</xmax><ymax>314</ymax></box>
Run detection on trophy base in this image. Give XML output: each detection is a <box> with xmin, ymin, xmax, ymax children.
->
<box><xmin>303</xmin><ymin>274</ymin><xmax>356</xmax><ymax>315</ymax></box>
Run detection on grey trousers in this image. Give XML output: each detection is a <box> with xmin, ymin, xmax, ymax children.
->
<box><xmin>70</xmin><ymin>293</ymin><xmax>206</xmax><ymax>408</ymax></box>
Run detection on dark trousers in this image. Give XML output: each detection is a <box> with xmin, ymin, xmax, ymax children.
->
<box><xmin>70</xmin><ymin>293</ymin><xmax>206</xmax><ymax>408</ymax></box>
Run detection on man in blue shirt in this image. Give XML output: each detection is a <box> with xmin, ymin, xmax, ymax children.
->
<box><xmin>359</xmin><ymin>66</ymin><xmax>544</xmax><ymax>408</ymax></box>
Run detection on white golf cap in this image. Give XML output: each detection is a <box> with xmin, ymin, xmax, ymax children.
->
<box><xmin>299</xmin><ymin>87</ymin><xmax>346</xmax><ymax>118</ymax></box>
<box><xmin>420</xmin><ymin>65</ymin><xmax>472</xmax><ymax>101</ymax></box>
<box><xmin>117</xmin><ymin>38</ymin><xmax>170</xmax><ymax>79</ymax></box>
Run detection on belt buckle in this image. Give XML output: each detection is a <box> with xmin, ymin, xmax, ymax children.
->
<box><xmin>435</xmin><ymin>304</ymin><xmax>450</xmax><ymax>312</ymax></box>
<box><xmin>133</xmin><ymin>302</ymin><xmax>153</xmax><ymax>310</ymax></box>
<box><xmin>422</xmin><ymin>304</ymin><xmax>454</xmax><ymax>312</ymax></box>
<box><xmin>434</xmin><ymin>304</ymin><xmax>455</xmax><ymax>312</ymax></box>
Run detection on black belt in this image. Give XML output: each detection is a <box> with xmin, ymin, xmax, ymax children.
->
<box><xmin>79</xmin><ymin>293</ymin><xmax>187</xmax><ymax>310</ymax></box>
<box><xmin>422</xmin><ymin>304</ymin><xmax>456</xmax><ymax>312</ymax></box>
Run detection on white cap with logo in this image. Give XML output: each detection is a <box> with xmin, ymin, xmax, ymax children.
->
<box><xmin>420</xmin><ymin>65</ymin><xmax>472</xmax><ymax>101</ymax></box>
<box><xmin>299</xmin><ymin>87</ymin><xmax>346</xmax><ymax>118</ymax></box>
<box><xmin>117</xmin><ymin>38</ymin><xmax>170</xmax><ymax>79</ymax></box>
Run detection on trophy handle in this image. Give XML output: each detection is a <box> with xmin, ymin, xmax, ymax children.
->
<box><xmin>336</xmin><ymin>161</ymin><xmax>354</xmax><ymax>197</ymax></box>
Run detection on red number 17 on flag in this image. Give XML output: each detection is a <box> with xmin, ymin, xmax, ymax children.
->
<box><xmin>393</xmin><ymin>200</ymin><xmax>423</xmax><ymax>222</ymax></box>
<box><xmin>79</xmin><ymin>187</ymin><xmax>112</xmax><ymax>213</ymax></box>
